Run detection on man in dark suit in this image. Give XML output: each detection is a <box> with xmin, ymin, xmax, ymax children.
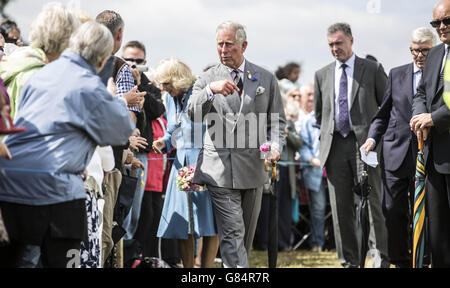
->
<box><xmin>362</xmin><ymin>27</ymin><xmax>437</xmax><ymax>268</ymax></box>
<box><xmin>314</xmin><ymin>23</ymin><xmax>388</xmax><ymax>267</ymax></box>
<box><xmin>410</xmin><ymin>0</ymin><xmax>450</xmax><ymax>267</ymax></box>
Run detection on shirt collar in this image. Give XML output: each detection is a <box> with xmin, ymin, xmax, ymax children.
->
<box><xmin>336</xmin><ymin>53</ymin><xmax>356</xmax><ymax>70</ymax></box>
<box><xmin>226</xmin><ymin>59</ymin><xmax>246</xmax><ymax>74</ymax></box>
<box><xmin>413</xmin><ymin>63</ymin><xmax>421</xmax><ymax>74</ymax></box>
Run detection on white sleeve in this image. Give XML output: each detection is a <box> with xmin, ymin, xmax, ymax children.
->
<box><xmin>97</xmin><ymin>146</ymin><xmax>115</xmax><ymax>172</ymax></box>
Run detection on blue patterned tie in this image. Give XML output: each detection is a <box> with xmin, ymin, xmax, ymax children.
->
<box><xmin>338</xmin><ymin>63</ymin><xmax>351</xmax><ymax>137</ymax></box>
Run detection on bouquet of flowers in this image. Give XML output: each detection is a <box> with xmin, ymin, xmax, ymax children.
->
<box><xmin>176</xmin><ymin>165</ymin><xmax>205</xmax><ymax>192</ymax></box>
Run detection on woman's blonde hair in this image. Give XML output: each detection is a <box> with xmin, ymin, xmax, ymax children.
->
<box><xmin>29</xmin><ymin>2</ymin><xmax>80</xmax><ymax>58</ymax></box>
<box><xmin>154</xmin><ymin>58</ymin><xmax>196</xmax><ymax>92</ymax></box>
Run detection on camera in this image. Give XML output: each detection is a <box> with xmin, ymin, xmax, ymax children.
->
<box><xmin>131</xmin><ymin>65</ymin><xmax>149</xmax><ymax>73</ymax></box>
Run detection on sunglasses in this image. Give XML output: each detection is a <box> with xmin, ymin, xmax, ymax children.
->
<box><xmin>410</xmin><ymin>48</ymin><xmax>430</xmax><ymax>56</ymax></box>
<box><xmin>124</xmin><ymin>58</ymin><xmax>145</xmax><ymax>64</ymax></box>
<box><xmin>430</xmin><ymin>17</ymin><xmax>450</xmax><ymax>28</ymax></box>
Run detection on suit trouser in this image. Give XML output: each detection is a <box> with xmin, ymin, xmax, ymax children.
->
<box><xmin>426</xmin><ymin>160</ymin><xmax>450</xmax><ymax>267</ymax></box>
<box><xmin>207</xmin><ymin>185</ymin><xmax>263</xmax><ymax>268</ymax></box>
<box><xmin>325</xmin><ymin>132</ymin><xmax>387</xmax><ymax>266</ymax></box>
<box><xmin>381</xmin><ymin>154</ymin><xmax>414</xmax><ymax>267</ymax></box>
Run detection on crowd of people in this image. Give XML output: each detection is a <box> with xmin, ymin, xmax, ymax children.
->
<box><xmin>1</xmin><ymin>0</ymin><xmax>450</xmax><ymax>269</ymax></box>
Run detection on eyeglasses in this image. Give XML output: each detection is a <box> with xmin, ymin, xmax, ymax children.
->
<box><xmin>430</xmin><ymin>17</ymin><xmax>450</xmax><ymax>28</ymax></box>
<box><xmin>410</xmin><ymin>48</ymin><xmax>431</xmax><ymax>56</ymax></box>
<box><xmin>124</xmin><ymin>58</ymin><xmax>145</xmax><ymax>64</ymax></box>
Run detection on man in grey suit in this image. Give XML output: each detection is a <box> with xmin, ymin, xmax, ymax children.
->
<box><xmin>187</xmin><ymin>21</ymin><xmax>286</xmax><ymax>268</ymax></box>
<box><xmin>314</xmin><ymin>23</ymin><xmax>388</xmax><ymax>268</ymax></box>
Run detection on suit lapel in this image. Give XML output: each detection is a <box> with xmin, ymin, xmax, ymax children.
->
<box><xmin>432</xmin><ymin>44</ymin><xmax>446</xmax><ymax>102</ymax></box>
<box><xmin>324</xmin><ymin>63</ymin><xmax>335</xmax><ymax>128</ymax></box>
<box><xmin>350</xmin><ymin>56</ymin><xmax>365</xmax><ymax>109</ymax></box>
<box><xmin>406</xmin><ymin>63</ymin><xmax>414</xmax><ymax>105</ymax></box>
<box><xmin>241</xmin><ymin>61</ymin><xmax>259</xmax><ymax>114</ymax></box>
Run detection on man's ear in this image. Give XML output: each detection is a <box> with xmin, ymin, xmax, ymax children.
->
<box><xmin>116</xmin><ymin>27</ymin><xmax>123</xmax><ymax>43</ymax></box>
<box><xmin>242</xmin><ymin>41</ymin><xmax>248</xmax><ymax>53</ymax></box>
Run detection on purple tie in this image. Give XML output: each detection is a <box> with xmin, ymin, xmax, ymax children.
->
<box><xmin>338</xmin><ymin>63</ymin><xmax>350</xmax><ymax>137</ymax></box>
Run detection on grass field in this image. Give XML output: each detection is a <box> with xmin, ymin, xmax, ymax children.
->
<box><xmin>212</xmin><ymin>249</ymin><xmax>341</xmax><ymax>268</ymax></box>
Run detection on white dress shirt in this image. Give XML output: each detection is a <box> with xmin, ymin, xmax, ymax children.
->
<box><xmin>334</xmin><ymin>53</ymin><xmax>356</xmax><ymax>129</ymax></box>
<box><xmin>413</xmin><ymin>64</ymin><xmax>422</xmax><ymax>96</ymax></box>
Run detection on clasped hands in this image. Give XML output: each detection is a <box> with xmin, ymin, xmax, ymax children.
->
<box><xmin>410</xmin><ymin>113</ymin><xmax>433</xmax><ymax>143</ymax></box>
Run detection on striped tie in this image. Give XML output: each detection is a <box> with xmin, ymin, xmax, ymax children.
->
<box><xmin>233</xmin><ymin>69</ymin><xmax>243</xmax><ymax>96</ymax></box>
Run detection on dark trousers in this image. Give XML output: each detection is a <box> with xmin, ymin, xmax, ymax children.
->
<box><xmin>326</xmin><ymin>132</ymin><xmax>387</xmax><ymax>266</ymax></box>
<box><xmin>0</xmin><ymin>236</ymin><xmax>81</xmax><ymax>268</ymax></box>
<box><xmin>381</xmin><ymin>156</ymin><xmax>414</xmax><ymax>268</ymax></box>
<box><xmin>134</xmin><ymin>191</ymin><xmax>164</xmax><ymax>258</ymax></box>
<box><xmin>253</xmin><ymin>166</ymin><xmax>292</xmax><ymax>251</ymax></box>
<box><xmin>426</xmin><ymin>161</ymin><xmax>450</xmax><ymax>267</ymax></box>
<box><xmin>0</xmin><ymin>199</ymin><xmax>86</xmax><ymax>268</ymax></box>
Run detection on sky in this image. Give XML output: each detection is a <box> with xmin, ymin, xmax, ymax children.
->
<box><xmin>2</xmin><ymin>0</ymin><xmax>438</xmax><ymax>84</ymax></box>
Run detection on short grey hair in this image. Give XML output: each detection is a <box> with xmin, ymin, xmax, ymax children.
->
<box><xmin>95</xmin><ymin>10</ymin><xmax>124</xmax><ymax>36</ymax></box>
<box><xmin>328</xmin><ymin>22</ymin><xmax>353</xmax><ymax>38</ymax></box>
<box><xmin>411</xmin><ymin>27</ymin><xmax>437</xmax><ymax>46</ymax></box>
<box><xmin>69</xmin><ymin>21</ymin><xmax>114</xmax><ymax>68</ymax></box>
<box><xmin>216</xmin><ymin>21</ymin><xmax>247</xmax><ymax>45</ymax></box>
<box><xmin>29</xmin><ymin>2</ymin><xmax>80</xmax><ymax>57</ymax></box>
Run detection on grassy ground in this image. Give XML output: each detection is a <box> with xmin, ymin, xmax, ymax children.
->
<box><xmin>249</xmin><ymin>249</ymin><xmax>341</xmax><ymax>268</ymax></box>
<box><xmin>213</xmin><ymin>249</ymin><xmax>342</xmax><ymax>268</ymax></box>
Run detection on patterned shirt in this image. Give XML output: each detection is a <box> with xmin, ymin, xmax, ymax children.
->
<box><xmin>116</xmin><ymin>64</ymin><xmax>140</xmax><ymax>112</ymax></box>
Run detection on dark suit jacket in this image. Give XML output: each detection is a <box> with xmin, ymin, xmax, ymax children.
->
<box><xmin>368</xmin><ymin>63</ymin><xmax>418</xmax><ymax>173</ymax></box>
<box><xmin>314</xmin><ymin>55</ymin><xmax>387</xmax><ymax>168</ymax></box>
<box><xmin>412</xmin><ymin>43</ymin><xmax>450</xmax><ymax>173</ymax></box>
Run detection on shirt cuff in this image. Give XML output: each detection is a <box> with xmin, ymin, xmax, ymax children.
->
<box><xmin>206</xmin><ymin>84</ymin><xmax>215</xmax><ymax>101</ymax></box>
<box><xmin>367</xmin><ymin>138</ymin><xmax>376</xmax><ymax>147</ymax></box>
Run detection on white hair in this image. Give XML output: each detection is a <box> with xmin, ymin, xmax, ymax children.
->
<box><xmin>216</xmin><ymin>21</ymin><xmax>247</xmax><ymax>45</ymax></box>
<box><xmin>411</xmin><ymin>27</ymin><xmax>437</xmax><ymax>46</ymax></box>
<box><xmin>69</xmin><ymin>21</ymin><xmax>114</xmax><ymax>68</ymax></box>
<box><xmin>300</xmin><ymin>83</ymin><xmax>314</xmax><ymax>96</ymax></box>
<box><xmin>29</xmin><ymin>2</ymin><xmax>80</xmax><ymax>57</ymax></box>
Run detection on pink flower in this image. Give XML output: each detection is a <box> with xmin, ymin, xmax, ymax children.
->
<box><xmin>260</xmin><ymin>142</ymin><xmax>271</xmax><ymax>152</ymax></box>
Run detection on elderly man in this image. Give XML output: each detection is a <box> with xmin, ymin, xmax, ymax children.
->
<box><xmin>0</xmin><ymin>21</ymin><xmax>134</xmax><ymax>268</ymax></box>
<box><xmin>410</xmin><ymin>0</ymin><xmax>450</xmax><ymax>268</ymax></box>
<box><xmin>314</xmin><ymin>23</ymin><xmax>388</xmax><ymax>268</ymax></box>
<box><xmin>362</xmin><ymin>27</ymin><xmax>436</xmax><ymax>268</ymax></box>
<box><xmin>187</xmin><ymin>21</ymin><xmax>286</xmax><ymax>268</ymax></box>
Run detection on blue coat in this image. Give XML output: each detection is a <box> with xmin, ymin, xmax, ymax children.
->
<box><xmin>0</xmin><ymin>50</ymin><xmax>134</xmax><ymax>205</ymax></box>
<box><xmin>157</xmin><ymin>88</ymin><xmax>216</xmax><ymax>239</ymax></box>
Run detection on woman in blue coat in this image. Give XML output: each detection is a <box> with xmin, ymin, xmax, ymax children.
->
<box><xmin>152</xmin><ymin>58</ymin><xmax>218</xmax><ymax>268</ymax></box>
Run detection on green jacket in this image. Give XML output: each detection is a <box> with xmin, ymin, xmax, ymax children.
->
<box><xmin>0</xmin><ymin>47</ymin><xmax>47</xmax><ymax>119</ymax></box>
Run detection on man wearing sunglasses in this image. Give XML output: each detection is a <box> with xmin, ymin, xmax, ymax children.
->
<box><xmin>120</xmin><ymin>41</ymin><xmax>165</xmax><ymax>265</ymax></box>
<box><xmin>410</xmin><ymin>0</ymin><xmax>450</xmax><ymax>267</ymax></box>
<box><xmin>362</xmin><ymin>27</ymin><xmax>436</xmax><ymax>268</ymax></box>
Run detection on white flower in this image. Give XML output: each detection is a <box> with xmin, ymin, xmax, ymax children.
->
<box><xmin>256</xmin><ymin>86</ymin><xmax>265</xmax><ymax>95</ymax></box>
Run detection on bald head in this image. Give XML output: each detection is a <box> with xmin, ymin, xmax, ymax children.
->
<box><xmin>433</xmin><ymin>0</ymin><xmax>450</xmax><ymax>44</ymax></box>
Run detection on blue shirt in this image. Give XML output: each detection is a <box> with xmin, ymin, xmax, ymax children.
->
<box><xmin>0</xmin><ymin>50</ymin><xmax>135</xmax><ymax>205</ymax></box>
<box><xmin>299</xmin><ymin>112</ymin><xmax>323</xmax><ymax>192</ymax></box>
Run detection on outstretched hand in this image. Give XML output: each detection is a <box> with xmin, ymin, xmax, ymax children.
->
<box><xmin>209</xmin><ymin>80</ymin><xmax>240</xmax><ymax>97</ymax></box>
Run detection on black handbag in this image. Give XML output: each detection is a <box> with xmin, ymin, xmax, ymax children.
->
<box><xmin>112</xmin><ymin>168</ymin><xmax>138</xmax><ymax>243</ymax></box>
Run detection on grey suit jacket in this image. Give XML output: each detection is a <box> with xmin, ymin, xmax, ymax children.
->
<box><xmin>314</xmin><ymin>55</ymin><xmax>387</xmax><ymax>168</ymax></box>
<box><xmin>187</xmin><ymin>60</ymin><xmax>286</xmax><ymax>189</ymax></box>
